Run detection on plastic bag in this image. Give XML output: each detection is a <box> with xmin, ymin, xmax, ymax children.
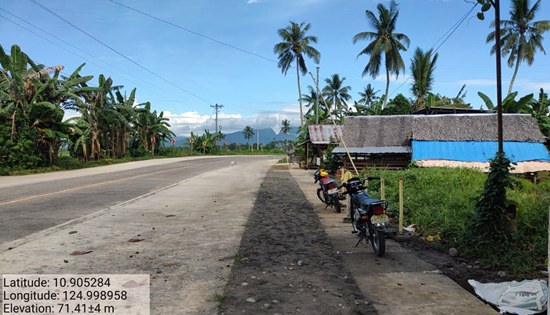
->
<box><xmin>468</xmin><ymin>279</ymin><xmax>548</xmax><ymax>315</ymax></box>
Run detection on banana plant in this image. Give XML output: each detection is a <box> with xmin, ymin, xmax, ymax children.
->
<box><xmin>478</xmin><ymin>91</ymin><xmax>533</xmax><ymax>113</ymax></box>
<box><xmin>0</xmin><ymin>44</ymin><xmax>41</xmax><ymax>139</ymax></box>
<box><xmin>526</xmin><ymin>88</ymin><xmax>550</xmax><ymax>137</ymax></box>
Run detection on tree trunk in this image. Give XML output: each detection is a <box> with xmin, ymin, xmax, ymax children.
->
<box><xmin>111</xmin><ymin>127</ymin><xmax>116</xmax><ymax>158</ymax></box>
<box><xmin>383</xmin><ymin>67</ymin><xmax>390</xmax><ymax>108</ymax></box>
<box><xmin>10</xmin><ymin>110</ymin><xmax>17</xmax><ymax>140</ymax></box>
<box><xmin>508</xmin><ymin>48</ymin><xmax>521</xmax><ymax>96</ymax></box>
<box><xmin>296</xmin><ymin>59</ymin><xmax>304</xmax><ymax>127</ymax></box>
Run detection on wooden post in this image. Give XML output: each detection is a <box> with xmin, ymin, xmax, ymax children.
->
<box><xmin>399</xmin><ymin>177</ymin><xmax>404</xmax><ymax>234</ymax></box>
<box><xmin>380</xmin><ymin>177</ymin><xmax>385</xmax><ymax>200</ymax></box>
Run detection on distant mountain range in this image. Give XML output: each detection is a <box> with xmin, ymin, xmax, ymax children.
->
<box><xmin>170</xmin><ymin>127</ymin><xmax>298</xmax><ymax>147</ymax></box>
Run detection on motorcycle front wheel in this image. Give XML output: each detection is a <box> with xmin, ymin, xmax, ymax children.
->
<box><xmin>368</xmin><ymin>222</ymin><xmax>386</xmax><ymax>257</ymax></box>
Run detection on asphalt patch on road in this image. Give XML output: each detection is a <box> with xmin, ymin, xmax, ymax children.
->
<box><xmin>218</xmin><ymin>168</ymin><xmax>377</xmax><ymax>314</ymax></box>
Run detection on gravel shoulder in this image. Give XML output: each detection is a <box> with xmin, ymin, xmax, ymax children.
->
<box><xmin>219</xmin><ymin>166</ymin><xmax>376</xmax><ymax>314</ymax></box>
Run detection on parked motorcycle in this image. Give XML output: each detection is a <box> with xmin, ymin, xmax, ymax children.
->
<box><xmin>313</xmin><ymin>169</ymin><xmax>343</xmax><ymax>213</ymax></box>
<box><xmin>343</xmin><ymin>176</ymin><xmax>389</xmax><ymax>257</ymax></box>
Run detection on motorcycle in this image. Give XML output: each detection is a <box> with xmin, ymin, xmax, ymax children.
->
<box><xmin>313</xmin><ymin>169</ymin><xmax>343</xmax><ymax>213</ymax></box>
<box><xmin>342</xmin><ymin>176</ymin><xmax>389</xmax><ymax>257</ymax></box>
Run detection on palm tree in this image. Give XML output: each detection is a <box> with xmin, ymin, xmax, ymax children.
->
<box><xmin>274</xmin><ymin>21</ymin><xmax>321</xmax><ymax>127</ymax></box>
<box><xmin>322</xmin><ymin>73</ymin><xmax>352</xmax><ymax>119</ymax></box>
<box><xmin>487</xmin><ymin>0</ymin><xmax>550</xmax><ymax>95</ymax></box>
<box><xmin>302</xmin><ymin>85</ymin><xmax>330</xmax><ymax>122</ymax></box>
<box><xmin>280</xmin><ymin>119</ymin><xmax>291</xmax><ymax>143</ymax></box>
<box><xmin>242</xmin><ymin>125</ymin><xmax>254</xmax><ymax>150</ymax></box>
<box><xmin>353</xmin><ymin>0</ymin><xmax>410</xmax><ymax>108</ymax></box>
<box><xmin>410</xmin><ymin>47</ymin><xmax>439</xmax><ymax>110</ymax></box>
<box><xmin>358</xmin><ymin>83</ymin><xmax>380</xmax><ymax>107</ymax></box>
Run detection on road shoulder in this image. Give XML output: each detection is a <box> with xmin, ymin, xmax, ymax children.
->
<box><xmin>289</xmin><ymin>167</ymin><xmax>497</xmax><ymax>315</ymax></box>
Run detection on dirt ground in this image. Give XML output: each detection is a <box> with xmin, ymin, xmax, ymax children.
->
<box><xmin>399</xmin><ymin>237</ymin><xmax>514</xmax><ymax>296</ymax></box>
<box><xmin>219</xmin><ymin>168</ymin><xmax>377</xmax><ymax>314</ymax></box>
<box><xmin>218</xmin><ymin>166</ymin><xmax>516</xmax><ymax>314</ymax></box>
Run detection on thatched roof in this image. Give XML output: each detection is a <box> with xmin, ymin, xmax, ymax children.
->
<box><xmin>342</xmin><ymin>114</ymin><xmax>544</xmax><ymax>147</ymax></box>
<box><xmin>343</xmin><ymin>116</ymin><xmax>413</xmax><ymax>147</ymax></box>
<box><xmin>412</xmin><ymin>114</ymin><xmax>544</xmax><ymax>142</ymax></box>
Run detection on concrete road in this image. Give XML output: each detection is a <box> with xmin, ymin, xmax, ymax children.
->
<box><xmin>0</xmin><ymin>156</ymin><xmax>276</xmax><ymax>314</ymax></box>
<box><xmin>0</xmin><ymin>156</ymin><xmax>272</xmax><ymax>246</ymax></box>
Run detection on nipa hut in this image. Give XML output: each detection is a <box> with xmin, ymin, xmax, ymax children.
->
<box><xmin>333</xmin><ymin>114</ymin><xmax>550</xmax><ymax>173</ymax></box>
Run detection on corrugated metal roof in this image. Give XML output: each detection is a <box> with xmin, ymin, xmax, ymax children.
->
<box><xmin>412</xmin><ymin>140</ymin><xmax>550</xmax><ymax>162</ymax></box>
<box><xmin>333</xmin><ymin>146</ymin><xmax>411</xmax><ymax>154</ymax></box>
<box><xmin>308</xmin><ymin>124</ymin><xmax>344</xmax><ymax>144</ymax></box>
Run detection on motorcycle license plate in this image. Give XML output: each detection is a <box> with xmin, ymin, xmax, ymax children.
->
<box><xmin>328</xmin><ymin>188</ymin><xmax>338</xmax><ymax>194</ymax></box>
<box><xmin>371</xmin><ymin>214</ymin><xmax>389</xmax><ymax>224</ymax></box>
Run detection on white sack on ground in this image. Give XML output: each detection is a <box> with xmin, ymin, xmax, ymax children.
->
<box><xmin>468</xmin><ymin>279</ymin><xmax>548</xmax><ymax>315</ymax></box>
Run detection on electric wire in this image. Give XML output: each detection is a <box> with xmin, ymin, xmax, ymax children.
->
<box><xmin>108</xmin><ymin>0</ymin><xmax>279</xmax><ymax>65</ymax></box>
<box><xmin>0</xmin><ymin>8</ymin><xmax>173</xmax><ymax>98</ymax></box>
<box><xmin>387</xmin><ymin>3</ymin><xmax>479</xmax><ymax>98</ymax></box>
<box><xmin>28</xmin><ymin>0</ymin><xmax>212</xmax><ymax>104</ymax></box>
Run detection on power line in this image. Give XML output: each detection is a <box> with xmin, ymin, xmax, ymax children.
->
<box><xmin>27</xmin><ymin>0</ymin><xmax>211</xmax><ymax>104</ymax></box>
<box><xmin>108</xmin><ymin>0</ymin><xmax>278</xmax><ymax>64</ymax></box>
<box><xmin>0</xmin><ymin>8</ymin><xmax>172</xmax><ymax>97</ymax></box>
<box><xmin>388</xmin><ymin>3</ymin><xmax>479</xmax><ymax>98</ymax></box>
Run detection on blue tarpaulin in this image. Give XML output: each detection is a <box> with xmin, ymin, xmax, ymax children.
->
<box><xmin>412</xmin><ymin>141</ymin><xmax>550</xmax><ymax>163</ymax></box>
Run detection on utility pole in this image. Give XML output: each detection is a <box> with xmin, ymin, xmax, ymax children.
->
<box><xmin>316</xmin><ymin>66</ymin><xmax>320</xmax><ymax>125</ymax></box>
<box><xmin>210</xmin><ymin>104</ymin><xmax>223</xmax><ymax>134</ymax></box>
<box><xmin>494</xmin><ymin>0</ymin><xmax>503</xmax><ymax>156</ymax></box>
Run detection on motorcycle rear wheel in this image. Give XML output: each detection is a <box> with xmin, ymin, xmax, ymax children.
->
<box><xmin>333</xmin><ymin>199</ymin><xmax>342</xmax><ymax>213</ymax></box>
<box><xmin>316</xmin><ymin>188</ymin><xmax>326</xmax><ymax>203</ymax></box>
<box><xmin>368</xmin><ymin>222</ymin><xmax>386</xmax><ymax>257</ymax></box>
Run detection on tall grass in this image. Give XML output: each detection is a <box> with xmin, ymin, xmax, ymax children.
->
<box><xmin>362</xmin><ymin>167</ymin><xmax>550</xmax><ymax>276</ymax></box>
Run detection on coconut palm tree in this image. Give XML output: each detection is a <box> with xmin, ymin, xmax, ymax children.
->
<box><xmin>280</xmin><ymin>119</ymin><xmax>291</xmax><ymax>143</ymax></box>
<box><xmin>410</xmin><ymin>47</ymin><xmax>439</xmax><ymax>110</ymax></box>
<box><xmin>486</xmin><ymin>0</ymin><xmax>550</xmax><ymax>95</ymax></box>
<box><xmin>242</xmin><ymin>125</ymin><xmax>254</xmax><ymax>150</ymax></box>
<box><xmin>358</xmin><ymin>83</ymin><xmax>380</xmax><ymax>107</ymax></box>
<box><xmin>302</xmin><ymin>85</ymin><xmax>330</xmax><ymax>122</ymax></box>
<box><xmin>274</xmin><ymin>21</ymin><xmax>321</xmax><ymax>127</ymax></box>
<box><xmin>322</xmin><ymin>73</ymin><xmax>352</xmax><ymax>119</ymax></box>
<box><xmin>353</xmin><ymin>0</ymin><xmax>410</xmax><ymax>108</ymax></box>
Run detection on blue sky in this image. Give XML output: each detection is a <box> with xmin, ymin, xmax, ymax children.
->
<box><xmin>1</xmin><ymin>0</ymin><xmax>549</xmax><ymax>136</ymax></box>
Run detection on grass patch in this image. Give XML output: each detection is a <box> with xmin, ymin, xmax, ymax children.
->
<box><xmin>233</xmin><ymin>250</ymin><xmax>245</xmax><ymax>265</ymax></box>
<box><xmin>362</xmin><ymin>166</ymin><xmax>550</xmax><ymax>277</ymax></box>
<box><xmin>211</xmin><ymin>293</ymin><xmax>226</xmax><ymax>304</ymax></box>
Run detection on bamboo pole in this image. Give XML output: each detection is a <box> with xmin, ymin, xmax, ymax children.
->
<box><xmin>399</xmin><ymin>177</ymin><xmax>404</xmax><ymax>234</ymax></box>
<box><xmin>380</xmin><ymin>177</ymin><xmax>385</xmax><ymax>200</ymax></box>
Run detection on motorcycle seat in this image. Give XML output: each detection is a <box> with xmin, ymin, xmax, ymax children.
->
<box><xmin>352</xmin><ymin>193</ymin><xmax>383</xmax><ymax>206</ymax></box>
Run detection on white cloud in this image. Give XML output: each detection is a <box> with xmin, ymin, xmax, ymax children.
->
<box><xmin>517</xmin><ymin>80</ymin><xmax>550</xmax><ymax>91</ymax></box>
<box><xmin>165</xmin><ymin>106</ymin><xmax>300</xmax><ymax>137</ymax></box>
<box><xmin>247</xmin><ymin>0</ymin><xmax>259</xmax><ymax>3</ymax></box>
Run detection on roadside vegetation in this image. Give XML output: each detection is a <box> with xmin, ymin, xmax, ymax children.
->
<box><xmin>363</xmin><ymin>165</ymin><xmax>550</xmax><ymax>277</ymax></box>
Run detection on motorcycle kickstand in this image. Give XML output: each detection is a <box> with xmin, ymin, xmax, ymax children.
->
<box><xmin>354</xmin><ymin>234</ymin><xmax>367</xmax><ymax>247</ymax></box>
